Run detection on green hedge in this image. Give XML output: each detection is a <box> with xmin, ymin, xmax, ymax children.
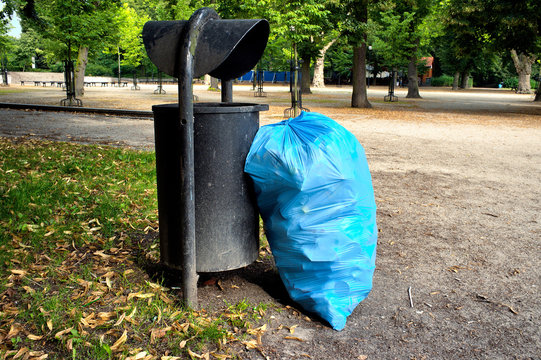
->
<box><xmin>431</xmin><ymin>75</ymin><xmax>473</xmax><ymax>87</ymax></box>
<box><xmin>431</xmin><ymin>75</ymin><xmax>454</xmax><ymax>87</ymax></box>
<box><xmin>501</xmin><ymin>77</ymin><xmax>538</xmax><ymax>90</ymax></box>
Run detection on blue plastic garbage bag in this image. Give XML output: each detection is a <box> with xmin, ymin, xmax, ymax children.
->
<box><xmin>244</xmin><ymin>111</ymin><xmax>377</xmax><ymax>330</ymax></box>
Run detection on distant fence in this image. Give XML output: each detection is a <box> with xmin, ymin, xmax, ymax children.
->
<box><xmin>6</xmin><ymin>70</ymin><xmax>292</xmax><ymax>85</ymax></box>
<box><xmin>237</xmin><ymin>70</ymin><xmax>291</xmax><ymax>83</ymax></box>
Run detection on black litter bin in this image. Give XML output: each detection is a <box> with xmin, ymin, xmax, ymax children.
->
<box><xmin>153</xmin><ymin>102</ymin><xmax>268</xmax><ymax>272</ymax></box>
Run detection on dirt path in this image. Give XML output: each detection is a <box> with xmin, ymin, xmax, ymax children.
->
<box><xmin>1</xmin><ymin>85</ymin><xmax>540</xmax><ymax>359</ymax></box>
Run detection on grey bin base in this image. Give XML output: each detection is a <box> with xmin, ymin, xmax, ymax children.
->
<box><xmin>152</xmin><ymin>103</ymin><xmax>268</xmax><ymax>272</ymax></box>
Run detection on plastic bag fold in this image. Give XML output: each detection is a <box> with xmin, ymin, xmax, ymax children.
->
<box><xmin>244</xmin><ymin>112</ymin><xmax>377</xmax><ymax>330</ymax></box>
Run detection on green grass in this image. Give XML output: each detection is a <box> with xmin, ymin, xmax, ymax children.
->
<box><xmin>0</xmin><ymin>138</ymin><xmax>273</xmax><ymax>359</ymax></box>
<box><xmin>0</xmin><ymin>88</ymin><xmax>27</xmax><ymax>94</ymax></box>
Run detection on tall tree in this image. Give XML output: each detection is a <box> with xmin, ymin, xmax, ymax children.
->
<box><xmin>7</xmin><ymin>0</ymin><xmax>121</xmax><ymax>97</ymax></box>
<box><xmin>343</xmin><ymin>0</ymin><xmax>371</xmax><ymax>108</ymax></box>
<box><xmin>113</xmin><ymin>3</ymin><xmax>150</xmax><ymax>71</ymax></box>
<box><xmin>373</xmin><ymin>0</ymin><xmax>436</xmax><ymax>98</ymax></box>
<box><xmin>312</xmin><ymin>36</ymin><xmax>337</xmax><ymax>88</ymax></box>
<box><xmin>372</xmin><ymin>9</ymin><xmax>415</xmax><ymax>79</ymax></box>
<box><xmin>485</xmin><ymin>0</ymin><xmax>540</xmax><ymax>95</ymax></box>
<box><xmin>510</xmin><ymin>50</ymin><xmax>536</xmax><ymax>94</ymax></box>
<box><xmin>265</xmin><ymin>0</ymin><xmax>333</xmax><ymax>94</ymax></box>
<box><xmin>437</xmin><ymin>0</ymin><xmax>490</xmax><ymax>90</ymax></box>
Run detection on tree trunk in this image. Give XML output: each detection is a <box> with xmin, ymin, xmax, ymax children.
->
<box><xmin>460</xmin><ymin>70</ymin><xmax>470</xmax><ymax>89</ymax></box>
<box><xmin>300</xmin><ymin>55</ymin><xmax>312</xmax><ymax>94</ymax></box>
<box><xmin>510</xmin><ymin>49</ymin><xmax>536</xmax><ymax>94</ymax></box>
<box><xmin>209</xmin><ymin>76</ymin><xmax>219</xmax><ymax>90</ymax></box>
<box><xmin>406</xmin><ymin>52</ymin><xmax>421</xmax><ymax>98</ymax></box>
<box><xmin>452</xmin><ymin>72</ymin><xmax>460</xmax><ymax>90</ymax></box>
<box><xmin>535</xmin><ymin>77</ymin><xmax>541</xmax><ymax>101</ymax></box>
<box><xmin>351</xmin><ymin>43</ymin><xmax>371</xmax><ymax>108</ymax></box>
<box><xmin>312</xmin><ymin>38</ymin><xmax>337</xmax><ymax>88</ymax></box>
<box><xmin>74</xmin><ymin>46</ymin><xmax>89</xmax><ymax>97</ymax></box>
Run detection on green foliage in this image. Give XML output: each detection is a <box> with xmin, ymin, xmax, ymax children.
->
<box><xmin>430</xmin><ymin>75</ymin><xmax>454</xmax><ymax>86</ymax></box>
<box><xmin>370</xmin><ymin>0</ymin><xmax>437</xmax><ymax>71</ymax></box>
<box><xmin>112</xmin><ymin>2</ymin><xmax>150</xmax><ymax>68</ymax></box>
<box><xmin>128</xmin><ymin>0</ymin><xmax>195</xmax><ymax>21</ymax></box>
<box><xmin>85</xmin><ymin>63</ymin><xmax>114</xmax><ymax>76</ymax></box>
<box><xmin>372</xmin><ymin>9</ymin><xmax>416</xmax><ymax>69</ymax></box>
<box><xmin>501</xmin><ymin>77</ymin><xmax>518</xmax><ymax>89</ymax></box>
<box><xmin>501</xmin><ymin>77</ymin><xmax>538</xmax><ymax>90</ymax></box>
<box><xmin>7</xmin><ymin>28</ymin><xmax>47</xmax><ymax>70</ymax></box>
<box><xmin>484</xmin><ymin>0</ymin><xmax>540</xmax><ymax>56</ymax></box>
<box><xmin>10</xmin><ymin>0</ymin><xmax>123</xmax><ymax>62</ymax></box>
<box><xmin>326</xmin><ymin>39</ymin><xmax>353</xmax><ymax>78</ymax></box>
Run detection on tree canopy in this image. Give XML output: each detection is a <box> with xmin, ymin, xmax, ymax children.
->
<box><xmin>0</xmin><ymin>0</ymin><xmax>539</xmax><ymax>100</ymax></box>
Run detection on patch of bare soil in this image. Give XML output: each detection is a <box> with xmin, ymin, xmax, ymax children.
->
<box><xmin>1</xmin><ymin>85</ymin><xmax>540</xmax><ymax>359</ymax></box>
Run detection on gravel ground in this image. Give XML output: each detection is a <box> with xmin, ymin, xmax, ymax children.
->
<box><xmin>1</xmin><ymin>85</ymin><xmax>540</xmax><ymax>359</ymax></box>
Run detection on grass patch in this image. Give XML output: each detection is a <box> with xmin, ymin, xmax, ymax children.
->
<box><xmin>0</xmin><ymin>137</ymin><xmax>273</xmax><ymax>360</ymax></box>
<box><xmin>0</xmin><ymin>88</ymin><xmax>27</xmax><ymax>94</ymax></box>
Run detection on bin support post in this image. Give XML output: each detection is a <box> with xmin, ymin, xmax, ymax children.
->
<box><xmin>176</xmin><ymin>8</ymin><xmax>219</xmax><ymax>309</ymax></box>
<box><xmin>221</xmin><ymin>80</ymin><xmax>233</xmax><ymax>102</ymax></box>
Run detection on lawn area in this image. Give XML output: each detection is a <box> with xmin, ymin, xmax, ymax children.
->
<box><xmin>0</xmin><ymin>138</ymin><xmax>268</xmax><ymax>360</ymax></box>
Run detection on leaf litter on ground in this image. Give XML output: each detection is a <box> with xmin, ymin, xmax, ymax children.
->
<box><xmin>0</xmin><ymin>138</ymin><xmax>276</xmax><ymax>359</ymax></box>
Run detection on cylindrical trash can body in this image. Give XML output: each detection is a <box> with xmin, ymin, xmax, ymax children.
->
<box><xmin>152</xmin><ymin>102</ymin><xmax>267</xmax><ymax>272</ymax></box>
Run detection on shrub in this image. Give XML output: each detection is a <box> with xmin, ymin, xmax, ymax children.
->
<box><xmin>430</xmin><ymin>75</ymin><xmax>454</xmax><ymax>87</ymax></box>
<box><xmin>85</xmin><ymin>63</ymin><xmax>113</xmax><ymax>76</ymax></box>
<box><xmin>501</xmin><ymin>76</ymin><xmax>538</xmax><ymax>90</ymax></box>
<box><xmin>431</xmin><ymin>75</ymin><xmax>474</xmax><ymax>88</ymax></box>
<box><xmin>502</xmin><ymin>77</ymin><xmax>518</xmax><ymax>89</ymax></box>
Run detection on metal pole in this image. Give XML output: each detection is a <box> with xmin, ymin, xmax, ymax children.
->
<box><xmin>221</xmin><ymin>80</ymin><xmax>233</xmax><ymax>102</ymax></box>
<box><xmin>293</xmin><ymin>43</ymin><xmax>299</xmax><ymax>117</ymax></box>
<box><xmin>118</xmin><ymin>47</ymin><xmax>121</xmax><ymax>87</ymax></box>
<box><xmin>176</xmin><ymin>8</ymin><xmax>219</xmax><ymax>309</ymax></box>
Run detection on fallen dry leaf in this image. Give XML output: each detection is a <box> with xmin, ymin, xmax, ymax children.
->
<box><xmin>7</xmin><ymin>323</ymin><xmax>23</xmax><ymax>339</ymax></box>
<box><xmin>210</xmin><ymin>353</ymin><xmax>232</xmax><ymax>359</ymax></box>
<box><xmin>27</xmin><ymin>334</ymin><xmax>44</xmax><ymax>341</ymax></box>
<box><xmin>123</xmin><ymin>269</ymin><xmax>134</xmax><ymax>277</ymax></box>
<box><xmin>30</xmin><ymin>355</ymin><xmax>49</xmax><ymax>360</ymax></box>
<box><xmin>127</xmin><ymin>292</ymin><xmax>155</xmax><ymax>301</ymax></box>
<box><xmin>22</xmin><ymin>285</ymin><xmax>35</xmax><ymax>294</ymax></box>
<box><xmin>130</xmin><ymin>351</ymin><xmax>149</xmax><ymax>360</ymax></box>
<box><xmin>114</xmin><ymin>312</ymin><xmax>126</xmax><ymax>326</ymax></box>
<box><xmin>54</xmin><ymin>327</ymin><xmax>73</xmax><ymax>339</ymax></box>
<box><xmin>110</xmin><ymin>330</ymin><xmax>128</xmax><ymax>352</ymax></box>
<box><xmin>177</xmin><ymin>322</ymin><xmax>190</xmax><ymax>334</ymax></box>
<box><xmin>150</xmin><ymin>327</ymin><xmax>171</xmax><ymax>344</ymax></box>
<box><xmin>284</xmin><ymin>336</ymin><xmax>304</xmax><ymax>342</ymax></box>
<box><xmin>188</xmin><ymin>348</ymin><xmax>204</xmax><ymax>359</ymax></box>
<box><xmin>12</xmin><ymin>347</ymin><xmax>29</xmax><ymax>359</ymax></box>
<box><xmin>28</xmin><ymin>350</ymin><xmax>48</xmax><ymax>359</ymax></box>
<box><xmin>97</xmin><ymin>311</ymin><xmax>116</xmax><ymax>320</ymax></box>
<box><xmin>288</xmin><ymin>325</ymin><xmax>298</xmax><ymax>334</ymax></box>
<box><xmin>242</xmin><ymin>339</ymin><xmax>259</xmax><ymax>349</ymax></box>
<box><xmin>10</xmin><ymin>269</ymin><xmax>28</xmax><ymax>276</ymax></box>
<box><xmin>94</xmin><ymin>250</ymin><xmax>110</xmax><ymax>259</ymax></box>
